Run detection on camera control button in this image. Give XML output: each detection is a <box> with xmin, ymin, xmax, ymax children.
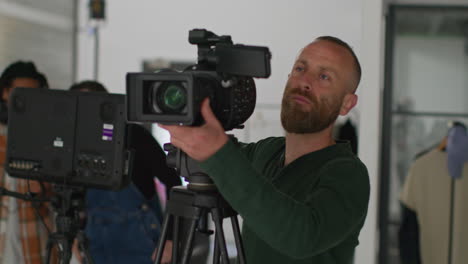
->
<box><xmin>100</xmin><ymin>160</ymin><xmax>107</xmax><ymax>170</ymax></box>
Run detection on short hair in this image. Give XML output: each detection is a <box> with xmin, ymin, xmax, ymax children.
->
<box><xmin>315</xmin><ymin>36</ymin><xmax>361</xmax><ymax>91</ymax></box>
<box><xmin>69</xmin><ymin>80</ymin><xmax>108</xmax><ymax>93</ymax></box>
<box><xmin>0</xmin><ymin>61</ymin><xmax>49</xmax><ymax>93</ymax></box>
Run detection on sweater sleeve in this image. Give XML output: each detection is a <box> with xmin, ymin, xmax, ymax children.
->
<box><xmin>200</xmin><ymin>140</ymin><xmax>370</xmax><ymax>259</ymax></box>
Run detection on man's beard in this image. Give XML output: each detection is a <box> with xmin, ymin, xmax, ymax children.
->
<box><xmin>280</xmin><ymin>88</ymin><xmax>342</xmax><ymax>134</ymax></box>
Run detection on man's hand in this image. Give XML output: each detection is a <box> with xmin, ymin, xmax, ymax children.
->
<box><xmin>158</xmin><ymin>98</ymin><xmax>228</xmax><ymax>161</ymax></box>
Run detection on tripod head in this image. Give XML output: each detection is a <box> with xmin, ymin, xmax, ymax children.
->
<box><xmin>156</xmin><ymin>136</ymin><xmax>245</xmax><ymax>264</ymax></box>
<box><xmin>164</xmin><ymin>135</ymin><xmax>237</xmax><ymax>192</ymax></box>
<box><xmin>46</xmin><ymin>185</ymin><xmax>93</xmax><ymax>264</ymax></box>
<box><xmin>49</xmin><ymin>185</ymin><xmax>85</xmax><ymax>237</ymax></box>
<box><xmin>0</xmin><ymin>183</ymin><xmax>92</xmax><ymax>264</ymax></box>
<box><xmin>163</xmin><ymin>143</ymin><xmax>216</xmax><ymax>191</ymax></box>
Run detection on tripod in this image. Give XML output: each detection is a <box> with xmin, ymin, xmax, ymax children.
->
<box><xmin>153</xmin><ymin>185</ymin><xmax>246</xmax><ymax>264</ymax></box>
<box><xmin>45</xmin><ymin>186</ymin><xmax>93</xmax><ymax>264</ymax></box>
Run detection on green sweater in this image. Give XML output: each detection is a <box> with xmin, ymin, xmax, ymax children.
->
<box><xmin>200</xmin><ymin>137</ymin><xmax>370</xmax><ymax>264</ymax></box>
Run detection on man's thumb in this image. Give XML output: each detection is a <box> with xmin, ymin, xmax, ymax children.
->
<box><xmin>201</xmin><ymin>98</ymin><xmax>218</xmax><ymax>124</ymax></box>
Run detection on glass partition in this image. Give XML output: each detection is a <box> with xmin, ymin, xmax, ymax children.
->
<box><xmin>380</xmin><ymin>5</ymin><xmax>468</xmax><ymax>264</ymax></box>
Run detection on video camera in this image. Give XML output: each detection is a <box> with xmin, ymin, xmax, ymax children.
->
<box><xmin>126</xmin><ymin>28</ymin><xmax>271</xmax><ymax>131</ymax></box>
<box><xmin>5</xmin><ymin>88</ymin><xmax>130</xmax><ymax>190</ymax></box>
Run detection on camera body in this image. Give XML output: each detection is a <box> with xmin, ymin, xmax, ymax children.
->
<box><xmin>126</xmin><ymin>29</ymin><xmax>271</xmax><ymax>131</ymax></box>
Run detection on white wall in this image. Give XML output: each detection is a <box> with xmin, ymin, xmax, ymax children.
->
<box><xmin>390</xmin><ymin>0</ymin><xmax>468</xmax><ymax>4</ymax></box>
<box><xmin>0</xmin><ymin>0</ymin><xmax>74</xmax><ymax>89</ymax></box>
<box><xmin>77</xmin><ymin>0</ymin><xmax>363</xmax><ymax>101</ymax></box>
<box><xmin>394</xmin><ymin>37</ymin><xmax>468</xmax><ymax>113</ymax></box>
<box><xmin>356</xmin><ymin>0</ymin><xmax>385</xmax><ymax>263</ymax></box>
<box><xmin>77</xmin><ymin>1</ymin><xmax>385</xmax><ymax>264</ymax></box>
<box><xmin>76</xmin><ymin>0</ymin><xmax>367</xmax><ymax>162</ymax></box>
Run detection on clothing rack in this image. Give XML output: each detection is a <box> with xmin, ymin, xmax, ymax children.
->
<box><xmin>392</xmin><ymin>111</ymin><xmax>468</xmax><ymax>118</ymax></box>
<box><xmin>447</xmin><ymin>122</ymin><xmax>467</xmax><ymax>264</ymax></box>
<box><xmin>448</xmin><ymin>179</ymin><xmax>455</xmax><ymax>264</ymax></box>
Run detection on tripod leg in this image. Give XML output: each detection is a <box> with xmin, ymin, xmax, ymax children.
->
<box><xmin>154</xmin><ymin>212</ymin><xmax>171</xmax><ymax>264</ymax></box>
<box><xmin>45</xmin><ymin>236</ymin><xmax>55</xmax><ymax>264</ymax></box>
<box><xmin>230</xmin><ymin>216</ymin><xmax>246</xmax><ymax>264</ymax></box>
<box><xmin>61</xmin><ymin>239</ymin><xmax>72</xmax><ymax>264</ymax></box>
<box><xmin>211</xmin><ymin>208</ymin><xmax>229</xmax><ymax>264</ymax></box>
<box><xmin>181</xmin><ymin>208</ymin><xmax>201</xmax><ymax>264</ymax></box>
<box><xmin>212</xmin><ymin>232</ymin><xmax>220</xmax><ymax>264</ymax></box>
<box><xmin>172</xmin><ymin>216</ymin><xmax>180</xmax><ymax>264</ymax></box>
<box><xmin>76</xmin><ymin>231</ymin><xmax>94</xmax><ymax>264</ymax></box>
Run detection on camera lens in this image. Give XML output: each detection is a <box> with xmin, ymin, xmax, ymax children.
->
<box><xmin>163</xmin><ymin>84</ymin><xmax>186</xmax><ymax>110</ymax></box>
<box><xmin>154</xmin><ymin>81</ymin><xmax>187</xmax><ymax>114</ymax></box>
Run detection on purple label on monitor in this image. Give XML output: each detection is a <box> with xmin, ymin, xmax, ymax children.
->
<box><xmin>102</xmin><ymin>124</ymin><xmax>114</xmax><ymax>141</ymax></box>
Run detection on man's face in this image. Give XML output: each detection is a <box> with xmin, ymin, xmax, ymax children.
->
<box><xmin>2</xmin><ymin>77</ymin><xmax>40</xmax><ymax>103</ymax></box>
<box><xmin>280</xmin><ymin>40</ymin><xmax>357</xmax><ymax>134</ymax></box>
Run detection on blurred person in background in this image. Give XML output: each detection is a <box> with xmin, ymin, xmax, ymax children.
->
<box><xmin>0</xmin><ymin>61</ymin><xmax>54</xmax><ymax>264</ymax></box>
<box><xmin>70</xmin><ymin>80</ymin><xmax>180</xmax><ymax>264</ymax></box>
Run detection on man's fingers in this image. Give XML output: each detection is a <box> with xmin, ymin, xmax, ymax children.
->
<box><xmin>156</xmin><ymin>99</ymin><xmax>228</xmax><ymax>161</ymax></box>
<box><xmin>159</xmin><ymin>98</ymin><xmax>220</xmax><ymax>130</ymax></box>
<box><xmin>200</xmin><ymin>98</ymin><xmax>220</xmax><ymax>126</ymax></box>
<box><xmin>158</xmin><ymin>123</ymin><xmax>190</xmax><ymax>135</ymax></box>
<box><xmin>169</xmin><ymin>136</ymin><xmax>185</xmax><ymax>150</ymax></box>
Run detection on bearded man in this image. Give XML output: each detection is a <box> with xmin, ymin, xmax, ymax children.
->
<box><xmin>159</xmin><ymin>36</ymin><xmax>370</xmax><ymax>264</ymax></box>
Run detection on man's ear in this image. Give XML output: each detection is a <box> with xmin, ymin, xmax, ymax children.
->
<box><xmin>339</xmin><ymin>93</ymin><xmax>357</xmax><ymax>116</ymax></box>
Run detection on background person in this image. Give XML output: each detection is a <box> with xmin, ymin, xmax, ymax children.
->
<box><xmin>69</xmin><ymin>80</ymin><xmax>180</xmax><ymax>264</ymax></box>
<box><xmin>0</xmin><ymin>61</ymin><xmax>53</xmax><ymax>264</ymax></box>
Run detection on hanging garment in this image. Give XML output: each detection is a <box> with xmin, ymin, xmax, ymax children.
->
<box><xmin>447</xmin><ymin>125</ymin><xmax>468</xmax><ymax>179</ymax></box>
<box><xmin>400</xmin><ymin>148</ymin><xmax>468</xmax><ymax>264</ymax></box>
<box><xmin>398</xmin><ymin>204</ymin><xmax>421</xmax><ymax>264</ymax></box>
